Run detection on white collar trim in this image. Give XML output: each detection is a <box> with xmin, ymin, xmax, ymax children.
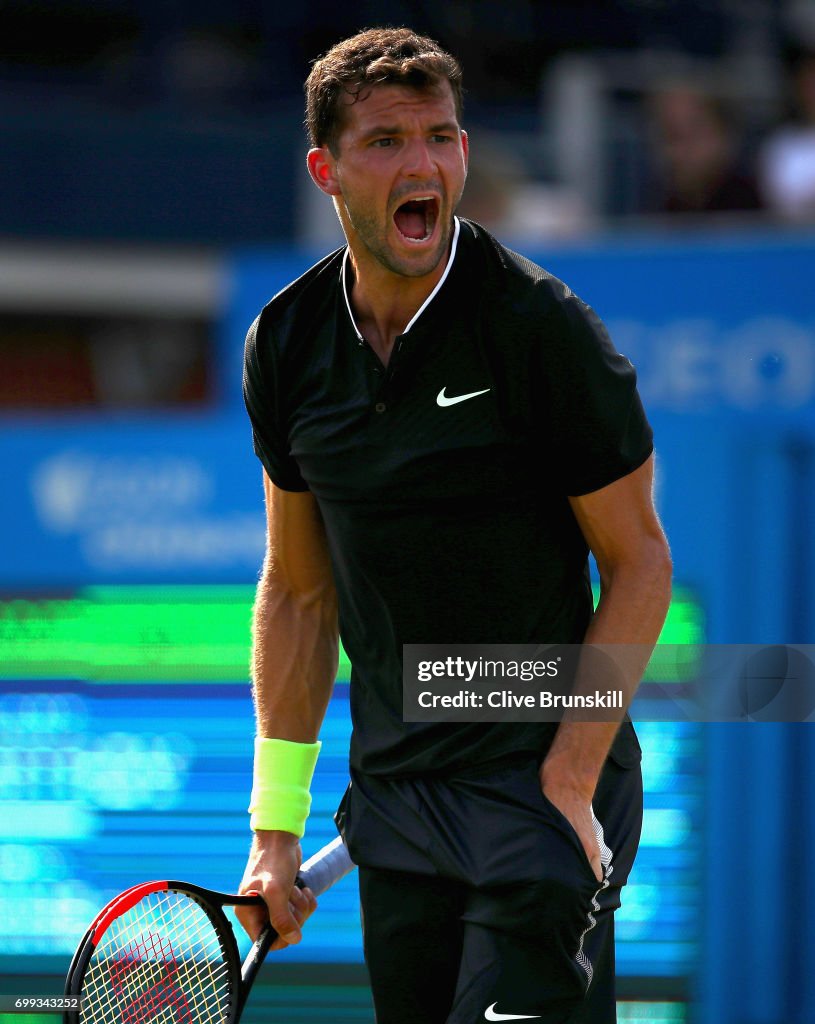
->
<box><xmin>342</xmin><ymin>216</ymin><xmax>461</xmax><ymax>341</ymax></box>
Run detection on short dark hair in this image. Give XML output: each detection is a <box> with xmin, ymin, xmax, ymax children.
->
<box><xmin>305</xmin><ymin>27</ymin><xmax>463</xmax><ymax>153</ymax></box>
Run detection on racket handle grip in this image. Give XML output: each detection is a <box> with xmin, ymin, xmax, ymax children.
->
<box><xmin>298</xmin><ymin>835</ymin><xmax>355</xmax><ymax>897</ymax></box>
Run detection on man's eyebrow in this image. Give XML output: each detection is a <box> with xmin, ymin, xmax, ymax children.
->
<box><xmin>361</xmin><ymin>121</ymin><xmax>459</xmax><ymax>139</ymax></box>
<box><xmin>362</xmin><ymin>125</ymin><xmax>402</xmax><ymax>138</ymax></box>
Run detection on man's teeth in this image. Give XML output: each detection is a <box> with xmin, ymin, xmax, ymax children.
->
<box><xmin>396</xmin><ymin>197</ymin><xmax>437</xmax><ymax>242</ymax></box>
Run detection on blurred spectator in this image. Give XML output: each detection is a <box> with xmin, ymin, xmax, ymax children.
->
<box><xmin>0</xmin><ymin>315</ymin><xmax>209</xmax><ymax>410</ymax></box>
<box><xmin>760</xmin><ymin>45</ymin><xmax>815</xmax><ymax>220</ymax></box>
<box><xmin>645</xmin><ymin>83</ymin><xmax>764</xmax><ymax>215</ymax></box>
<box><xmin>456</xmin><ymin>135</ymin><xmax>595</xmax><ymax>241</ymax></box>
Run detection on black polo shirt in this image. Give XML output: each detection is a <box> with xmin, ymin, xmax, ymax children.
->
<box><xmin>243</xmin><ymin>218</ymin><xmax>653</xmax><ymax>777</ymax></box>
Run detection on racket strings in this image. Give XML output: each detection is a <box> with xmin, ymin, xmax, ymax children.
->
<box><xmin>81</xmin><ymin>891</ymin><xmax>232</xmax><ymax>1024</ymax></box>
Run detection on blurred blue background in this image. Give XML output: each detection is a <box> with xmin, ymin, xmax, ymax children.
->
<box><xmin>1</xmin><ymin>3</ymin><xmax>815</xmax><ymax>1023</ymax></box>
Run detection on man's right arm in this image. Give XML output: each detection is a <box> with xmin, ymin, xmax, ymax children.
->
<box><xmin>235</xmin><ymin>471</ymin><xmax>339</xmax><ymax>949</ymax></box>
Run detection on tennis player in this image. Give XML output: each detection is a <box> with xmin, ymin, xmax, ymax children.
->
<box><xmin>236</xmin><ymin>27</ymin><xmax>672</xmax><ymax>1024</ymax></box>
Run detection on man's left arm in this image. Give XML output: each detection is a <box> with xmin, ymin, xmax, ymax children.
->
<box><xmin>540</xmin><ymin>452</ymin><xmax>672</xmax><ymax>882</ymax></box>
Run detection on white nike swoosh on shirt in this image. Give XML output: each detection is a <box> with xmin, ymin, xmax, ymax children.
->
<box><xmin>436</xmin><ymin>386</ymin><xmax>491</xmax><ymax>407</ymax></box>
<box><xmin>484</xmin><ymin>1004</ymin><xmax>541</xmax><ymax>1021</ymax></box>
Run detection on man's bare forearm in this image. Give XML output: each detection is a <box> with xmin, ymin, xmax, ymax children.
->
<box><xmin>236</xmin><ymin>482</ymin><xmax>339</xmax><ymax>948</ymax></box>
<box><xmin>542</xmin><ymin>541</ymin><xmax>672</xmax><ymax>797</ymax></box>
<box><xmin>251</xmin><ymin>560</ymin><xmax>339</xmax><ymax>741</ymax></box>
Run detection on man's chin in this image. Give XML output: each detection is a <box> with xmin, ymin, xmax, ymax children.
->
<box><xmin>385</xmin><ymin>227</ymin><xmax>451</xmax><ymax>279</ymax></box>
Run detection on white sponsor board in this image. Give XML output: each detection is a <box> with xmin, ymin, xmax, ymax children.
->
<box><xmin>611</xmin><ymin>316</ymin><xmax>815</xmax><ymax>411</ymax></box>
<box><xmin>29</xmin><ymin>450</ymin><xmax>265</xmax><ymax>572</ymax></box>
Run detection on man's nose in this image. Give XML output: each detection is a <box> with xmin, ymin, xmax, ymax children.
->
<box><xmin>403</xmin><ymin>138</ymin><xmax>435</xmax><ymax>176</ymax></box>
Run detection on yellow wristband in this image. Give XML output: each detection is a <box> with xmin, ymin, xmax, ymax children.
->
<box><xmin>248</xmin><ymin>737</ymin><xmax>322</xmax><ymax>837</ymax></box>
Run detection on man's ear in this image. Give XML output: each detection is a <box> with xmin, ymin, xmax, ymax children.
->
<box><xmin>307</xmin><ymin>147</ymin><xmax>341</xmax><ymax>196</ymax></box>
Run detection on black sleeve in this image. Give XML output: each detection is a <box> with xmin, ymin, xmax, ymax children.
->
<box><xmin>540</xmin><ymin>282</ymin><xmax>653</xmax><ymax>496</ymax></box>
<box><xmin>242</xmin><ymin>311</ymin><xmax>309</xmax><ymax>492</ymax></box>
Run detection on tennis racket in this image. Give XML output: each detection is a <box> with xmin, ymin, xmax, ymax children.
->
<box><xmin>63</xmin><ymin>836</ymin><xmax>355</xmax><ymax>1024</ymax></box>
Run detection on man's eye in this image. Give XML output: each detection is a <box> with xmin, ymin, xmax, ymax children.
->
<box><xmin>371</xmin><ymin>138</ymin><xmax>395</xmax><ymax>147</ymax></box>
<box><xmin>431</xmin><ymin>135</ymin><xmax>452</xmax><ymax>143</ymax></box>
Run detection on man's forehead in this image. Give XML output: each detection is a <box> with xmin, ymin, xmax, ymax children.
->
<box><xmin>339</xmin><ymin>81</ymin><xmax>458</xmax><ymax>129</ymax></box>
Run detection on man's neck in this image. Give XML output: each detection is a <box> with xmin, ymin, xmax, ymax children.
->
<box><xmin>345</xmin><ymin>231</ymin><xmax>455</xmax><ymax>366</ymax></box>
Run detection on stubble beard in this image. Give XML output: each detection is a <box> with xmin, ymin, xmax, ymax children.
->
<box><xmin>340</xmin><ymin>195</ymin><xmax>455</xmax><ymax>279</ymax></box>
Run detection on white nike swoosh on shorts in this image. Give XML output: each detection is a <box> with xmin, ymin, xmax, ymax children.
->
<box><xmin>483</xmin><ymin>1003</ymin><xmax>542</xmax><ymax>1021</ymax></box>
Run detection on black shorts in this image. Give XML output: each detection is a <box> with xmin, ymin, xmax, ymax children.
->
<box><xmin>336</xmin><ymin>738</ymin><xmax>643</xmax><ymax>1024</ymax></box>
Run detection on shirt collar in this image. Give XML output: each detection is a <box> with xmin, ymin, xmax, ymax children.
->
<box><xmin>341</xmin><ymin>216</ymin><xmax>461</xmax><ymax>341</ymax></box>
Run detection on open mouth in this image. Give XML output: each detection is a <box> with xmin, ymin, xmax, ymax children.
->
<box><xmin>393</xmin><ymin>196</ymin><xmax>439</xmax><ymax>243</ymax></box>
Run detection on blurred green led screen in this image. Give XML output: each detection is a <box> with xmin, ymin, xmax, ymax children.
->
<box><xmin>0</xmin><ymin>585</ymin><xmax>703</xmax><ymax>988</ymax></box>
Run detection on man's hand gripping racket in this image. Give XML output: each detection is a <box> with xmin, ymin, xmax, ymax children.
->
<box><xmin>64</xmin><ymin>836</ymin><xmax>355</xmax><ymax>1024</ymax></box>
